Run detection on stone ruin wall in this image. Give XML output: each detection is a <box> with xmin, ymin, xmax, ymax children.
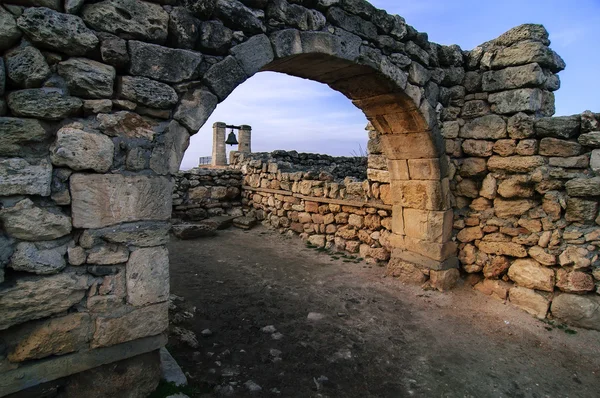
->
<box><xmin>172</xmin><ymin>168</ymin><xmax>243</xmax><ymax>221</ymax></box>
<box><xmin>230</xmin><ymin>149</ymin><xmax>394</xmax><ymax>263</ymax></box>
<box><xmin>0</xmin><ymin>0</ymin><xmax>598</xmax><ymax>395</ymax></box>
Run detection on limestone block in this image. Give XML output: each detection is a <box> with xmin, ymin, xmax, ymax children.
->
<box><xmin>430</xmin><ymin>268</ymin><xmax>459</xmax><ymax>292</ymax></box>
<box><xmin>0</xmin><ymin>199</ymin><xmax>71</xmax><ymax>241</ymax></box>
<box><xmin>456</xmin><ymin>226</ymin><xmax>483</xmax><ymax>243</ymax></box>
<box><xmin>198</xmin><ymin>20</ymin><xmax>234</xmax><ymax>54</ymax></box>
<box><xmin>578</xmin><ymin>131</ymin><xmax>600</xmax><ymax>147</ymax></box>
<box><xmin>150</xmin><ymin>121</ymin><xmax>190</xmax><ymax>175</ymax></box>
<box><xmin>326</xmin><ymin>7</ymin><xmax>376</xmax><ymax>40</ymax></box>
<box><xmin>459</xmin><ymin>115</ymin><xmax>506</xmax><ymax>139</ymax></box>
<box><xmin>528</xmin><ymin>246</ymin><xmax>556</xmax><ymax>266</ymax></box>
<box><xmin>379</xmin><ymin>133</ymin><xmax>438</xmax><ymax>160</ymax></box>
<box><xmin>475</xmin><ymin>279</ymin><xmax>512</xmax><ymax>301</ymax></box>
<box><xmin>17</xmin><ymin>7</ymin><xmax>99</xmax><ymax>56</ymax></box>
<box><xmin>82</xmin><ymin>0</ymin><xmax>169</xmax><ymax>44</ymax></box>
<box><xmin>459</xmin><ymin>158</ymin><xmax>487</xmax><ymax>177</ymax></box>
<box><xmin>50</xmin><ymin>127</ymin><xmax>114</xmax><ymax>172</ymax></box>
<box><xmin>215</xmin><ymin>0</ymin><xmax>266</xmax><ymax>34</ymax></box>
<box><xmin>203</xmin><ymin>56</ymin><xmax>247</xmax><ymax>101</ymax></box>
<box><xmin>127</xmin><ymin>247</ymin><xmax>169</xmax><ymax>307</ymax></box>
<box><xmin>492</xmin><ymin>139</ymin><xmax>516</xmax><ymax>156</ymax></box>
<box><xmin>548</xmin><ymin>155</ymin><xmax>589</xmax><ymax>168</ymax></box>
<box><xmin>488</xmin><ymin>88</ymin><xmax>544</xmax><ymax>115</ymax></box>
<box><xmin>487</xmin><ymin>155</ymin><xmax>545</xmax><ymax>173</ymax></box>
<box><xmin>117</xmin><ymin>76</ymin><xmax>178</xmax><ymax>109</ymax></box>
<box><xmin>0</xmin><ymin>272</ymin><xmax>93</xmax><ymax>330</ymax></box>
<box><xmin>87</xmin><ymin>244</ymin><xmax>129</xmax><ymax>265</ymax></box>
<box><xmin>84</xmin><ymin>99</ymin><xmax>113</xmax><ymax>115</ymax></box>
<box><xmin>367</xmin><ymin>169</ymin><xmax>390</xmax><ymax>183</ymax></box>
<box><xmin>492</xmin><ymin>41</ymin><xmax>565</xmax><ymax>72</ymax></box>
<box><xmin>0</xmin><ymin>117</ymin><xmax>51</xmax><ymax>158</ymax></box>
<box><xmin>68</xmin><ymin>246</ymin><xmax>87</xmax><ymax>266</ymax></box>
<box><xmin>539</xmin><ymin>137</ymin><xmax>581</xmax><ymax>157</ymax></box>
<box><xmin>0</xmin><ymin>157</ymin><xmax>52</xmax><ymax>196</ymax></box>
<box><xmin>551</xmin><ymin>294</ymin><xmax>600</xmax><ymax>331</ymax></box>
<box><xmin>97</xmin><ymin>111</ymin><xmax>157</xmax><ymax>139</ymax></box>
<box><xmin>556</xmin><ymin>269</ymin><xmax>595</xmax><ymax>293</ymax></box>
<box><xmin>308</xmin><ymin>234</ymin><xmax>326</xmax><ymax>248</ymax></box>
<box><xmin>5</xmin><ymin>313</ymin><xmax>91</xmax><ymax>362</ymax></box>
<box><xmin>5</xmin><ymin>45</ymin><xmax>51</xmax><ymax>89</ymax></box>
<box><xmin>403</xmin><ymin>236</ymin><xmax>457</xmax><ymax>262</ymax></box>
<box><xmin>174</xmin><ymin>87</ymin><xmax>218</xmax><ymax>132</ymax></box>
<box><xmin>507</xmin><ymin>112</ymin><xmax>535</xmax><ymax>139</ymax></box>
<box><xmin>231</xmin><ymin>34</ymin><xmax>274</xmax><ymax>76</ymax></box>
<box><xmin>558</xmin><ymin>246</ymin><xmax>591</xmax><ymax>269</ymax></box>
<box><xmin>508</xmin><ymin>286</ymin><xmax>550</xmax><ymax>319</ymax></box>
<box><xmin>534</xmin><ymin>116</ymin><xmax>580</xmax><ymax>139</ymax></box>
<box><xmin>57</xmin><ymin>58</ymin><xmax>116</xmax><ymax>99</ymax></box>
<box><xmin>479</xmin><ymin>174</ymin><xmax>497</xmax><ymax>199</ymax></box>
<box><xmin>98</xmin><ymin>32</ymin><xmax>130</xmax><ymax>68</ymax></box>
<box><xmin>404</xmin><ymin>208</ymin><xmax>453</xmax><ymax>243</ymax></box>
<box><xmin>392</xmin><ymin>180</ymin><xmax>445</xmax><ymax>210</ymax></box>
<box><xmin>387</xmin><ymin>159</ymin><xmax>409</xmax><ymax>180</ymax></box>
<box><xmin>478</xmin><ymin>241</ymin><xmax>527</xmax><ymax>258</ymax></box>
<box><xmin>391</xmin><ymin>205</ymin><xmax>404</xmax><ymax>235</ymax></box>
<box><xmin>9</xmin><ymin>240</ymin><xmax>68</xmax><ymax>275</ymax></box>
<box><xmin>516</xmin><ymin>139</ymin><xmax>538</xmax><ymax>156</ymax></box>
<box><xmin>482</xmin><ymin>63</ymin><xmax>545</xmax><ymax>92</ymax></box>
<box><xmin>493</xmin><ymin>198</ymin><xmax>536</xmax><ymax>217</ymax></box>
<box><xmin>386</xmin><ymin>258</ymin><xmax>427</xmax><ymax>283</ymax></box>
<box><xmin>407</xmin><ymin>158</ymin><xmax>440</xmax><ymax>180</ymax></box>
<box><xmin>92</xmin><ymin>302</ymin><xmax>169</xmax><ymax>348</ymax></box>
<box><xmin>71</xmin><ymin>174</ymin><xmax>173</xmax><ymax>229</ymax></box>
<box><xmin>7</xmin><ymin>89</ymin><xmax>82</xmax><ymax>120</ymax></box>
<box><xmin>507</xmin><ymin>258</ymin><xmax>554</xmax><ymax>291</ymax></box>
<box><xmin>462</xmin><ymin>140</ymin><xmax>493</xmax><ymax>157</ymax></box>
<box><xmin>565</xmin><ymin>198</ymin><xmax>598</xmax><ymax>222</ymax></box>
<box><xmin>565</xmin><ymin>177</ymin><xmax>600</xmax><ymax>197</ymax></box>
<box><xmin>128</xmin><ymin>41</ymin><xmax>202</xmax><ymax>83</ymax></box>
<box><xmin>270</xmin><ymin>29</ymin><xmax>303</xmax><ymax>59</ymax></box>
<box><xmin>497</xmin><ymin>175</ymin><xmax>534</xmax><ymax>198</ymax></box>
<box><xmin>483</xmin><ymin>256</ymin><xmax>511</xmax><ymax>279</ymax></box>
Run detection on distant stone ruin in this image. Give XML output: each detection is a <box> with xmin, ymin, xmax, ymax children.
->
<box><xmin>0</xmin><ymin>0</ymin><xmax>598</xmax><ymax>396</ymax></box>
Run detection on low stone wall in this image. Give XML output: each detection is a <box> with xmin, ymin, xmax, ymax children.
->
<box><xmin>447</xmin><ymin>110</ymin><xmax>600</xmax><ymax>319</ymax></box>
<box><xmin>230</xmin><ymin>150</ymin><xmax>394</xmax><ymax>264</ymax></box>
<box><xmin>172</xmin><ymin>168</ymin><xmax>243</xmax><ymax>221</ymax></box>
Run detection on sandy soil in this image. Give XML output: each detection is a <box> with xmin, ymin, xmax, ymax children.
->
<box><xmin>167</xmin><ymin>226</ymin><xmax>600</xmax><ymax>398</ymax></box>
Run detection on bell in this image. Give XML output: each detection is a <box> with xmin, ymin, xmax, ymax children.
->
<box><xmin>225</xmin><ymin>129</ymin><xmax>238</xmax><ymax>146</ymax></box>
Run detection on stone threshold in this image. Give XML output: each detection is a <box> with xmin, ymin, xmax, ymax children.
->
<box><xmin>0</xmin><ymin>334</ymin><xmax>167</xmax><ymax>397</ymax></box>
<box><xmin>242</xmin><ymin>186</ymin><xmax>393</xmax><ymax>211</ymax></box>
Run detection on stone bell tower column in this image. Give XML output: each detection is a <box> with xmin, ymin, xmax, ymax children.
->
<box><xmin>212</xmin><ymin>122</ymin><xmax>227</xmax><ymax>166</ymax></box>
<box><xmin>238</xmin><ymin>125</ymin><xmax>252</xmax><ymax>153</ymax></box>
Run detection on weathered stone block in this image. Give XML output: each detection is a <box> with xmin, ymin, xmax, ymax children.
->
<box><xmin>5</xmin><ymin>45</ymin><xmax>52</xmax><ymax>89</ymax></box>
<box><xmin>7</xmin><ymin>89</ymin><xmax>82</xmax><ymax>120</ymax></box>
<box><xmin>0</xmin><ymin>117</ymin><xmax>51</xmax><ymax>157</ymax></box>
<box><xmin>534</xmin><ymin>116</ymin><xmax>580</xmax><ymax>139</ymax></box>
<box><xmin>0</xmin><ymin>6</ymin><xmax>21</xmax><ymax>51</ymax></box>
<box><xmin>82</xmin><ymin>0</ymin><xmax>169</xmax><ymax>44</ymax></box>
<box><xmin>493</xmin><ymin>198</ymin><xmax>536</xmax><ymax>217</ymax></box>
<box><xmin>215</xmin><ymin>0</ymin><xmax>266</xmax><ymax>34</ymax></box>
<box><xmin>403</xmin><ymin>237</ymin><xmax>457</xmax><ymax>262</ymax></box>
<box><xmin>92</xmin><ymin>302</ymin><xmax>168</xmax><ymax>348</ymax></box>
<box><xmin>392</xmin><ymin>180</ymin><xmax>445</xmax><ymax>210</ymax></box>
<box><xmin>270</xmin><ymin>29</ymin><xmax>303</xmax><ymax>59</ymax></box>
<box><xmin>203</xmin><ymin>56</ymin><xmax>247</xmax><ymax>101</ymax></box>
<box><xmin>128</xmin><ymin>41</ymin><xmax>202</xmax><ymax>83</ymax></box>
<box><xmin>231</xmin><ymin>34</ymin><xmax>274</xmax><ymax>76</ymax></box>
<box><xmin>9</xmin><ymin>240</ymin><xmax>68</xmax><ymax>275</ymax></box>
<box><xmin>327</xmin><ymin>7</ymin><xmax>377</xmax><ymax>40</ymax></box>
<box><xmin>456</xmin><ymin>226</ymin><xmax>484</xmax><ymax>243</ymax></box>
<box><xmin>551</xmin><ymin>294</ymin><xmax>600</xmax><ymax>331</ymax></box>
<box><xmin>487</xmin><ymin>155</ymin><xmax>545</xmax><ymax>173</ymax></box>
<box><xmin>488</xmin><ymin>88</ymin><xmax>543</xmax><ymax>115</ymax></box>
<box><xmin>430</xmin><ymin>268</ymin><xmax>459</xmax><ymax>291</ymax></box>
<box><xmin>492</xmin><ymin>41</ymin><xmax>565</xmax><ymax>72</ymax></box>
<box><xmin>403</xmin><ymin>208</ymin><xmax>452</xmax><ymax>243</ymax></box>
<box><xmin>150</xmin><ymin>121</ymin><xmax>190</xmax><ymax>175</ymax></box>
<box><xmin>478</xmin><ymin>241</ymin><xmax>527</xmax><ymax>258</ymax></box>
<box><xmin>5</xmin><ymin>313</ymin><xmax>91</xmax><ymax>362</ymax></box>
<box><xmin>565</xmin><ymin>197</ymin><xmax>598</xmax><ymax>222</ymax></box>
<box><xmin>482</xmin><ymin>63</ymin><xmax>545</xmax><ymax>92</ymax></box>
<box><xmin>556</xmin><ymin>269</ymin><xmax>595</xmax><ymax>293</ymax></box>
<box><xmin>17</xmin><ymin>7</ymin><xmax>99</xmax><ymax>56</ymax></box>
<box><xmin>507</xmin><ymin>258</ymin><xmax>554</xmax><ymax>292</ymax></box>
<box><xmin>508</xmin><ymin>286</ymin><xmax>549</xmax><ymax>319</ymax></box>
<box><xmin>539</xmin><ymin>137</ymin><xmax>581</xmax><ymax>157</ymax></box>
<box><xmin>127</xmin><ymin>247</ymin><xmax>169</xmax><ymax>307</ymax></box>
<box><xmin>174</xmin><ymin>87</ymin><xmax>218</xmax><ymax>132</ymax></box>
<box><xmin>386</xmin><ymin>258</ymin><xmax>427</xmax><ymax>283</ymax></box>
<box><xmin>459</xmin><ymin>158</ymin><xmax>487</xmax><ymax>177</ymax></box>
<box><xmin>459</xmin><ymin>115</ymin><xmax>506</xmax><ymax>139</ymax></box>
<box><xmin>117</xmin><ymin>76</ymin><xmax>178</xmax><ymax>109</ymax></box>
<box><xmin>578</xmin><ymin>132</ymin><xmax>600</xmax><ymax>148</ymax></box>
<box><xmin>71</xmin><ymin>174</ymin><xmax>173</xmax><ymax>229</ymax></box>
<box><xmin>0</xmin><ymin>199</ymin><xmax>71</xmax><ymax>241</ymax></box>
<box><xmin>565</xmin><ymin>177</ymin><xmax>600</xmax><ymax>197</ymax></box>
<box><xmin>407</xmin><ymin>158</ymin><xmax>440</xmax><ymax>180</ymax></box>
<box><xmin>0</xmin><ymin>158</ymin><xmax>52</xmax><ymax>197</ymax></box>
<box><xmin>0</xmin><ymin>272</ymin><xmax>93</xmax><ymax>330</ymax></box>
<box><xmin>58</xmin><ymin>58</ymin><xmax>116</xmax><ymax>99</ymax></box>
<box><xmin>50</xmin><ymin>127</ymin><xmax>114</xmax><ymax>173</ymax></box>
<box><xmin>497</xmin><ymin>175</ymin><xmax>534</xmax><ymax>198</ymax></box>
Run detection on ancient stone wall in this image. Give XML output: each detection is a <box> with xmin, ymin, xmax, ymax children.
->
<box><xmin>0</xmin><ymin>0</ymin><xmax>598</xmax><ymax>395</ymax></box>
<box><xmin>230</xmin><ymin>148</ymin><xmax>394</xmax><ymax>264</ymax></box>
<box><xmin>172</xmin><ymin>168</ymin><xmax>243</xmax><ymax>221</ymax></box>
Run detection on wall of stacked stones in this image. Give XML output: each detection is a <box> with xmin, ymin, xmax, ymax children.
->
<box><xmin>230</xmin><ymin>150</ymin><xmax>394</xmax><ymax>263</ymax></box>
<box><xmin>172</xmin><ymin>168</ymin><xmax>243</xmax><ymax>221</ymax></box>
<box><xmin>436</xmin><ymin>31</ymin><xmax>600</xmax><ymax>326</ymax></box>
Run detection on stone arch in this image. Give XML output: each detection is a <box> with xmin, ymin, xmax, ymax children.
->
<box><xmin>172</xmin><ymin>29</ymin><xmax>455</xmax><ymax>272</ymax></box>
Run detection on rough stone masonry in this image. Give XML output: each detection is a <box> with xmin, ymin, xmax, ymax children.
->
<box><xmin>0</xmin><ymin>0</ymin><xmax>598</xmax><ymax>396</ymax></box>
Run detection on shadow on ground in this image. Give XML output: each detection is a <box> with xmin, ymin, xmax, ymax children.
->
<box><xmin>166</xmin><ymin>226</ymin><xmax>600</xmax><ymax>398</ymax></box>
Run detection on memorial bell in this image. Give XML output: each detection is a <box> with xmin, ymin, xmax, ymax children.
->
<box><xmin>225</xmin><ymin>128</ymin><xmax>238</xmax><ymax>146</ymax></box>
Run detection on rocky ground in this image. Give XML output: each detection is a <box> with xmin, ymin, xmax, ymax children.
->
<box><xmin>166</xmin><ymin>226</ymin><xmax>600</xmax><ymax>398</ymax></box>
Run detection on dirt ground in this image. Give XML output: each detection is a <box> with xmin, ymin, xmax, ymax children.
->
<box><xmin>166</xmin><ymin>226</ymin><xmax>600</xmax><ymax>398</ymax></box>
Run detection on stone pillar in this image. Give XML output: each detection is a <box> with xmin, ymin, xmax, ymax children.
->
<box><xmin>238</xmin><ymin>125</ymin><xmax>252</xmax><ymax>153</ymax></box>
<box><xmin>212</xmin><ymin>122</ymin><xmax>227</xmax><ymax>166</ymax></box>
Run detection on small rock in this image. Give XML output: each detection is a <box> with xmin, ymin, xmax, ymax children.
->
<box><xmin>261</xmin><ymin>325</ymin><xmax>277</xmax><ymax>333</ymax></box>
<box><xmin>201</xmin><ymin>328</ymin><xmax>213</xmax><ymax>337</ymax></box>
<box><xmin>244</xmin><ymin>380</ymin><xmax>262</xmax><ymax>392</ymax></box>
<box><xmin>271</xmin><ymin>332</ymin><xmax>284</xmax><ymax>340</ymax></box>
<box><xmin>307</xmin><ymin>312</ymin><xmax>325</xmax><ymax>321</ymax></box>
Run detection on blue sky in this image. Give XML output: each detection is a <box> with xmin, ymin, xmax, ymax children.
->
<box><xmin>180</xmin><ymin>0</ymin><xmax>600</xmax><ymax>169</ymax></box>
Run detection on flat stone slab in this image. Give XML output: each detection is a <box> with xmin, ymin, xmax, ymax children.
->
<box><xmin>160</xmin><ymin>347</ymin><xmax>187</xmax><ymax>387</ymax></box>
<box><xmin>172</xmin><ymin>222</ymin><xmax>217</xmax><ymax>240</ymax></box>
<box><xmin>233</xmin><ymin>216</ymin><xmax>257</xmax><ymax>230</ymax></box>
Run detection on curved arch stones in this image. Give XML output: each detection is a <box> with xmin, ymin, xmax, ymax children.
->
<box><xmin>0</xmin><ymin>0</ymin><xmax>571</xmax><ymax>395</ymax></box>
